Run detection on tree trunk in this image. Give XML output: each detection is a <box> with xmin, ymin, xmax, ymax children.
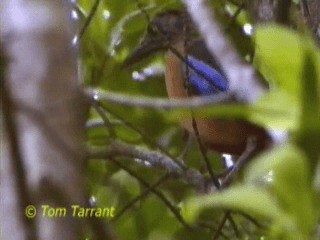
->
<box><xmin>1</xmin><ymin>1</ymin><xmax>89</xmax><ymax>239</ymax></box>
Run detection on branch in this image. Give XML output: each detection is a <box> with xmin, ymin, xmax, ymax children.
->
<box><xmin>181</xmin><ymin>0</ymin><xmax>267</xmax><ymax>103</ymax></box>
<box><xmin>85</xmin><ymin>88</ymin><xmax>233</xmax><ymax>110</ymax></box>
<box><xmin>88</xmin><ymin>140</ymin><xmax>209</xmax><ymax>193</ymax></box>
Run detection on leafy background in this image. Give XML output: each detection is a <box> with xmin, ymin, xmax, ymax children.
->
<box><xmin>78</xmin><ymin>0</ymin><xmax>320</xmax><ymax>239</ymax></box>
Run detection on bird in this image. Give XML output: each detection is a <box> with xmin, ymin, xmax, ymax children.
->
<box><xmin>123</xmin><ymin>10</ymin><xmax>272</xmax><ymax>156</ymax></box>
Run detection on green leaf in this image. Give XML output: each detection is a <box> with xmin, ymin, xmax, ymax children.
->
<box><xmin>255</xmin><ymin>25</ymin><xmax>304</xmax><ymax>98</ymax></box>
<box><xmin>252</xmin><ymin>90</ymin><xmax>299</xmax><ymax>130</ymax></box>
<box><xmin>246</xmin><ymin>143</ymin><xmax>316</xmax><ymax>236</ymax></box>
<box><xmin>295</xmin><ymin>37</ymin><xmax>320</xmax><ymax>164</ymax></box>
<box><xmin>183</xmin><ymin>185</ymin><xmax>281</xmax><ymax>223</ymax></box>
<box><xmin>300</xmin><ymin>39</ymin><xmax>320</xmax><ymax>120</ymax></box>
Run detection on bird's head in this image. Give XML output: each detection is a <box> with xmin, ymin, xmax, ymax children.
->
<box><xmin>123</xmin><ymin>10</ymin><xmax>194</xmax><ymax>67</ymax></box>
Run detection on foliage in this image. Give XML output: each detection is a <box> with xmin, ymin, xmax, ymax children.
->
<box><xmin>79</xmin><ymin>0</ymin><xmax>320</xmax><ymax>239</ymax></box>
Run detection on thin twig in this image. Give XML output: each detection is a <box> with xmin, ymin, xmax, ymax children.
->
<box><xmin>91</xmin><ymin>100</ymin><xmax>116</xmax><ymax>138</ymax></box>
<box><xmin>215</xmin><ymin>138</ymin><xmax>259</xmax><ymax>238</ymax></box>
<box><xmin>111</xmin><ymin>173</ymin><xmax>170</xmax><ymax>222</ymax></box>
<box><xmin>225</xmin><ymin>3</ymin><xmax>245</xmax><ymax>32</ymax></box>
<box><xmin>135</xmin><ymin>0</ymin><xmax>153</xmax><ymax>25</ymax></box>
<box><xmin>93</xmin><ymin>54</ymin><xmax>109</xmax><ymax>86</ymax></box>
<box><xmin>213</xmin><ymin>213</ymin><xmax>229</xmax><ymax>240</ymax></box>
<box><xmin>181</xmin><ymin>10</ymin><xmax>220</xmax><ymax>188</ymax></box>
<box><xmin>78</xmin><ymin>0</ymin><xmax>101</xmax><ymax>39</ymax></box>
<box><xmin>99</xmin><ymin>105</ymin><xmax>186</xmax><ymax>170</ymax></box>
<box><xmin>236</xmin><ymin>211</ymin><xmax>263</xmax><ymax>229</ymax></box>
<box><xmin>197</xmin><ymin>222</ymin><xmax>229</xmax><ymax>239</ymax></box>
<box><xmin>86</xmin><ymin>196</ymin><xmax>119</xmax><ymax>240</ymax></box>
<box><xmin>220</xmin><ymin>138</ymin><xmax>257</xmax><ymax>188</ymax></box>
<box><xmin>109</xmin><ymin>158</ymin><xmax>194</xmax><ymax>230</ymax></box>
<box><xmin>167</xmin><ymin>45</ymin><xmax>227</xmax><ymax>92</ymax></box>
<box><xmin>227</xmin><ymin>211</ymin><xmax>240</xmax><ymax>238</ymax></box>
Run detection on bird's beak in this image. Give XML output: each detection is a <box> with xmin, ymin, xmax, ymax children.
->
<box><xmin>122</xmin><ymin>33</ymin><xmax>166</xmax><ymax>67</ymax></box>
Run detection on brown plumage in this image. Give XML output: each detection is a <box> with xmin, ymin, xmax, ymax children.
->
<box><xmin>124</xmin><ymin>10</ymin><xmax>271</xmax><ymax>155</ymax></box>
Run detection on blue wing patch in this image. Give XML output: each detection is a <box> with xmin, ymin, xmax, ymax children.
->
<box><xmin>186</xmin><ymin>56</ymin><xmax>228</xmax><ymax>96</ymax></box>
